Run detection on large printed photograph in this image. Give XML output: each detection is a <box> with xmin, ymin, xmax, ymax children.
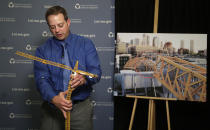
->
<box><xmin>114</xmin><ymin>33</ymin><xmax>207</xmax><ymax>102</ymax></box>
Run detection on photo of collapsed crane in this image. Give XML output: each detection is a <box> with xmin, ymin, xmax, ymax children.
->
<box><xmin>114</xmin><ymin>33</ymin><xmax>207</xmax><ymax>102</ymax></box>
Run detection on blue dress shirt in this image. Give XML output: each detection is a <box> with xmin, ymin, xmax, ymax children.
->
<box><xmin>34</xmin><ymin>33</ymin><xmax>102</xmax><ymax>104</ymax></box>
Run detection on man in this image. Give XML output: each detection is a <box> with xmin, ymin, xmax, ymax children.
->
<box><xmin>34</xmin><ymin>6</ymin><xmax>101</xmax><ymax>130</ymax></box>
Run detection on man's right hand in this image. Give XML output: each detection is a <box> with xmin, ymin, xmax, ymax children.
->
<box><xmin>51</xmin><ymin>90</ymin><xmax>72</xmax><ymax>119</ymax></box>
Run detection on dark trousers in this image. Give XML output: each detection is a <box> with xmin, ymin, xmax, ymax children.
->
<box><xmin>40</xmin><ymin>98</ymin><xmax>93</xmax><ymax>130</ymax></box>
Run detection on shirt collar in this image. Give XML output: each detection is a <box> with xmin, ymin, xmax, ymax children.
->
<box><xmin>64</xmin><ymin>32</ymin><xmax>72</xmax><ymax>44</ymax></box>
<box><xmin>54</xmin><ymin>32</ymin><xmax>72</xmax><ymax>47</ymax></box>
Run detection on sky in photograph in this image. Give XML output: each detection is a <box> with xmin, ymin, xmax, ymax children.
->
<box><xmin>118</xmin><ymin>33</ymin><xmax>207</xmax><ymax>53</ymax></box>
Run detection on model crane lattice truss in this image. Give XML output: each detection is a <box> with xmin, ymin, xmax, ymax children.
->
<box><xmin>16</xmin><ymin>51</ymin><xmax>98</xmax><ymax>130</ymax></box>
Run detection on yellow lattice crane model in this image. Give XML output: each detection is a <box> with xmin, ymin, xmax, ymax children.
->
<box><xmin>154</xmin><ymin>56</ymin><xmax>206</xmax><ymax>102</ymax></box>
<box><xmin>15</xmin><ymin>51</ymin><xmax>98</xmax><ymax>130</ymax></box>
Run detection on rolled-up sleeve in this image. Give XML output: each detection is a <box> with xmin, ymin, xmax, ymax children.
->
<box><xmin>84</xmin><ymin>39</ymin><xmax>102</xmax><ymax>86</ymax></box>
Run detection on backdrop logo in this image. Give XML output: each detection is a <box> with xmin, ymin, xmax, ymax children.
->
<box><xmin>109</xmin><ymin>116</ymin><xmax>114</xmax><ymax>121</ymax></box>
<box><xmin>26</xmin><ymin>44</ymin><xmax>32</xmax><ymax>50</ymax></box>
<box><xmin>9</xmin><ymin>112</ymin><xmax>32</xmax><ymax>119</ymax></box>
<box><xmin>96</xmin><ymin>102</ymin><xmax>113</xmax><ymax>107</ymax></box>
<box><xmin>8</xmin><ymin>2</ymin><xmax>32</xmax><ymax>8</ymax></box>
<box><xmin>74</xmin><ymin>3</ymin><xmax>98</xmax><ymax>10</ymax></box>
<box><xmin>0</xmin><ymin>73</ymin><xmax>16</xmax><ymax>78</ymax></box>
<box><xmin>110</xmin><ymin>5</ymin><xmax>115</xmax><ymax>9</ymax></box>
<box><xmin>108</xmin><ymin>32</ymin><xmax>114</xmax><ymax>38</ymax></box>
<box><xmin>42</xmin><ymin>31</ymin><xmax>52</xmax><ymax>37</ymax></box>
<box><xmin>28</xmin><ymin>18</ymin><xmax>46</xmax><ymax>24</ymax></box>
<box><xmin>28</xmin><ymin>74</ymin><xmax>34</xmax><ymax>78</ymax></box>
<box><xmin>43</xmin><ymin>5</ymin><xmax>52</xmax><ymax>9</ymax></box>
<box><xmin>0</xmin><ymin>46</ymin><xmax>14</xmax><ymax>51</ymax></box>
<box><xmin>0</xmin><ymin>101</ymin><xmax>14</xmax><ymax>105</ymax></box>
<box><xmin>71</xmin><ymin>19</ymin><xmax>82</xmax><ymax>23</ymax></box>
<box><xmin>9</xmin><ymin>88</ymin><xmax>30</xmax><ymax>97</ymax></box>
<box><xmin>94</xmin><ymin>20</ymin><xmax>112</xmax><ymax>24</ymax></box>
<box><xmin>8</xmin><ymin>2</ymin><xmax>14</xmax><ymax>8</ymax></box>
<box><xmin>0</xmin><ymin>17</ymin><xmax>16</xmax><ymax>22</ymax></box>
<box><xmin>75</xmin><ymin>3</ymin><xmax>80</xmax><ymax>9</ymax></box>
<box><xmin>96</xmin><ymin>47</ymin><xmax>114</xmax><ymax>52</ymax></box>
<box><xmin>107</xmin><ymin>87</ymin><xmax>113</xmax><ymax>93</ymax></box>
<box><xmin>78</xmin><ymin>34</ymin><xmax>96</xmax><ymax>38</ymax></box>
<box><xmin>9</xmin><ymin>58</ymin><xmax>33</xmax><ymax>64</ymax></box>
<box><xmin>9</xmin><ymin>113</ymin><xmax>15</xmax><ymax>119</ymax></box>
<box><xmin>12</xmin><ymin>88</ymin><xmax>30</xmax><ymax>92</ymax></box>
<box><xmin>11</xmin><ymin>32</ymin><xmax>30</xmax><ymax>37</ymax></box>
<box><xmin>25</xmin><ymin>99</ymin><xmax>42</xmax><ymax>105</ymax></box>
<box><xmin>26</xmin><ymin>44</ymin><xmax>38</xmax><ymax>51</ymax></box>
<box><xmin>25</xmin><ymin>99</ymin><xmax>32</xmax><ymax>105</ymax></box>
<box><xmin>9</xmin><ymin>58</ymin><xmax>15</xmax><ymax>64</ymax></box>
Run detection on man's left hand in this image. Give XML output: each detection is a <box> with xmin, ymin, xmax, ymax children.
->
<box><xmin>70</xmin><ymin>73</ymin><xmax>86</xmax><ymax>88</ymax></box>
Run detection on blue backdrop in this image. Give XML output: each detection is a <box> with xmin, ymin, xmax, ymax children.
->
<box><xmin>0</xmin><ymin>0</ymin><xmax>115</xmax><ymax>130</ymax></box>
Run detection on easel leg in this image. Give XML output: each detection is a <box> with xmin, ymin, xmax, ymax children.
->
<box><xmin>148</xmin><ymin>100</ymin><xmax>151</xmax><ymax>130</ymax></box>
<box><xmin>148</xmin><ymin>100</ymin><xmax>156</xmax><ymax>130</ymax></box>
<box><xmin>129</xmin><ymin>98</ymin><xmax>138</xmax><ymax>130</ymax></box>
<box><xmin>166</xmin><ymin>101</ymin><xmax>171</xmax><ymax>130</ymax></box>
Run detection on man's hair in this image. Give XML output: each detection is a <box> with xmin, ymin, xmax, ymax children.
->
<box><xmin>45</xmin><ymin>5</ymin><xmax>68</xmax><ymax>22</ymax></box>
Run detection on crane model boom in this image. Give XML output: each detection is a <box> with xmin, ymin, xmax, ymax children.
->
<box><xmin>15</xmin><ymin>51</ymin><xmax>98</xmax><ymax>130</ymax></box>
<box><xmin>15</xmin><ymin>51</ymin><xmax>98</xmax><ymax>78</ymax></box>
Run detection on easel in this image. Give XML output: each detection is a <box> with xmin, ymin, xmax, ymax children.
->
<box><xmin>126</xmin><ymin>0</ymin><xmax>177</xmax><ymax>130</ymax></box>
<box><xmin>126</xmin><ymin>95</ymin><xmax>176</xmax><ymax>130</ymax></box>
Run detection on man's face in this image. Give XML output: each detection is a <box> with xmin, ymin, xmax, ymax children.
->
<box><xmin>47</xmin><ymin>13</ymin><xmax>70</xmax><ymax>40</ymax></box>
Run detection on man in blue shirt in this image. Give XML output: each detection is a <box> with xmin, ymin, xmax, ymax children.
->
<box><xmin>34</xmin><ymin>6</ymin><xmax>101</xmax><ymax>130</ymax></box>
